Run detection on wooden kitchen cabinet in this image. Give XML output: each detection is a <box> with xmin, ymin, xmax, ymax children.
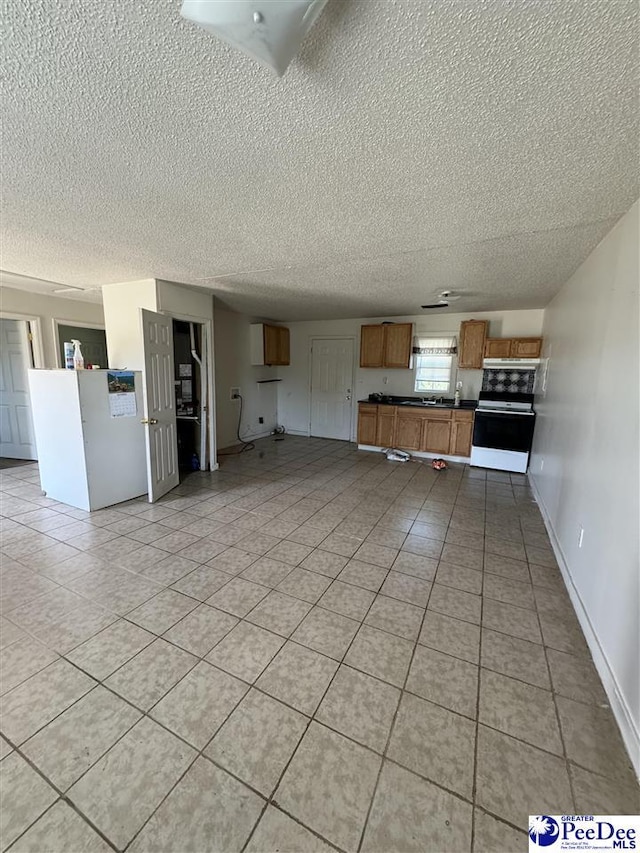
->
<box><xmin>395</xmin><ymin>409</ymin><xmax>424</xmax><ymax>451</ymax></box>
<box><xmin>484</xmin><ymin>338</ymin><xmax>512</xmax><ymax>358</ymax></box>
<box><xmin>357</xmin><ymin>404</ymin><xmax>378</xmax><ymax>445</ymax></box>
<box><xmin>357</xmin><ymin>403</ymin><xmax>475</xmax><ymax>458</ymax></box>
<box><xmin>376</xmin><ymin>407</ymin><xmax>396</xmax><ymax>447</ymax></box>
<box><xmin>484</xmin><ymin>336</ymin><xmax>542</xmax><ymax>359</ymax></box>
<box><xmin>458</xmin><ymin>320</ymin><xmax>487</xmax><ymax>369</ymax></box>
<box><xmin>450</xmin><ymin>410</ymin><xmax>474</xmax><ymax>456</ymax></box>
<box><xmin>423</xmin><ymin>418</ymin><xmax>452</xmax><ymax>454</ymax></box>
<box><xmin>251</xmin><ymin>323</ymin><xmax>290</xmax><ymax>366</ymax></box>
<box><xmin>359</xmin><ymin>325</ymin><xmax>385</xmax><ymax>368</ymax></box>
<box><xmin>510</xmin><ymin>338</ymin><xmax>542</xmax><ymax>358</ymax></box>
<box><xmin>359</xmin><ymin>323</ymin><xmax>412</xmax><ymax>369</ymax></box>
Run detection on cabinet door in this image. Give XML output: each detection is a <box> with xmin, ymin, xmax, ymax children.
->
<box><xmin>422</xmin><ymin>419</ymin><xmax>452</xmax><ymax>454</ymax></box>
<box><xmin>360</xmin><ymin>325</ymin><xmax>385</xmax><ymax>368</ymax></box>
<box><xmin>484</xmin><ymin>339</ymin><xmax>512</xmax><ymax>358</ymax></box>
<box><xmin>458</xmin><ymin>320</ymin><xmax>487</xmax><ymax>369</ymax></box>
<box><xmin>383</xmin><ymin>324</ymin><xmax>413</xmax><ymax>369</ymax></box>
<box><xmin>450</xmin><ymin>419</ymin><xmax>473</xmax><ymax>456</ymax></box>
<box><xmin>376</xmin><ymin>409</ymin><xmax>396</xmax><ymax>447</ymax></box>
<box><xmin>357</xmin><ymin>405</ymin><xmax>378</xmax><ymax>445</ymax></box>
<box><xmin>263</xmin><ymin>325</ymin><xmax>280</xmax><ymax>365</ymax></box>
<box><xmin>276</xmin><ymin>326</ymin><xmax>290</xmax><ymax>365</ymax></box>
<box><xmin>510</xmin><ymin>338</ymin><xmax>542</xmax><ymax>358</ymax></box>
<box><xmin>395</xmin><ymin>412</ymin><xmax>423</xmax><ymax>451</ymax></box>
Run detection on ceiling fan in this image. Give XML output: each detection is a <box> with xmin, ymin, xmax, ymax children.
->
<box><xmin>421</xmin><ymin>290</ymin><xmax>463</xmax><ymax>310</ymax></box>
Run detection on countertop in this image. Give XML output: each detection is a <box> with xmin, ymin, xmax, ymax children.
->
<box><xmin>359</xmin><ymin>397</ymin><xmax>477</xmax><ymax>410</ymax></box>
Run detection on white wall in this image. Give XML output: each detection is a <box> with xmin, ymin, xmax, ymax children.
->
<box><xmin>277</xmin><ymin>309</ymin><xmax>544</xmax><ymax>438</ymax></box>
<box><xmin>213</xmin><ymin>301</ymin><xmax>278</xmax><ymax>449</ymax></box>
<box><xmin>530</xmin><ymin>201</ymin><xmax>639</xmax><ymax>775</ymax></box>
<box><xmin>102</xmin><ymin>279</ymin><xmax>158</xmax><ymax>370</ymax></box>
<box><xmin>0</xmin><ymin>287</ymin><xmax>105</xmax><ymax>368</ymax></box>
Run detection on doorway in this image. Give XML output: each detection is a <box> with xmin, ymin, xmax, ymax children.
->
<box><xmin>0</xmin><ymin>318</ymin><xmax>37</xmax><ymax>460</ymax></box>
<box><xmin>173</xmin><ymin>319</ymin><xmax>206</xmax><ymax>475</ymax></box>
<box><xmin>310</xmin><ymin>338</ymin><xmax>355</xmax><ymax>441</ymax></box>
<box><xmin>55</xmin><ymin>323</ymin><xmax>107</xmax><ymax>369</ymax></box>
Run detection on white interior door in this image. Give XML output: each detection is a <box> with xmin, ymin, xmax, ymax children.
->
<box><xmin>310</xmin><ymin>338</ymin><xmax>354</xmax><ymax>441</ymax></box>
<box><xmin>141</xmin><ymin>309</ymin><xmax>179</xmax><ymax>502</ymax></box>
<box><xmin>0</xmin><ymin>319</ymin><xmax>37</xmax><ymax>459</ymax></box>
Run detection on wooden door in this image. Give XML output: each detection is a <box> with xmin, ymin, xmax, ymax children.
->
<box><xmin>376</xmin><ymin>408</ymin><xmax>396</xmax><ymax>446</ymax></box>
<box><xmin>510</xmin><ymin>338</ymin><xmax>542</xmax><ymax>358</ymax></box>
<box><xmin>450</xmin><ymin>419</ymin><xmax>473</xmax><ymax>456</ymax></box>
<box><xmin>0</xmin><ymin>319</ymin><xmax>37</xmax><ymax>460</ymax></box>
<box><xmin>422</xmin><ymin>418</ymin><xmax>452</xmax><ymax>454</ymax></box>
<box><xmin>360</xmin><ymin>325</ymin><xmax>385</xmax><ymax>368</ymax></box>
<box><xmin>310</xmin><ymin>338</ymin><xmax>354</xmax><ymax>441</ymax></box>
<box><xmin>395</xmin><ymin>411</ymin><xmax>423</xmax><ymax>451</ymax></box>
<box><xmin>383</xmin><ymin>324</ymin><xmax>413</xmax><ymax>368</ymax></box>
<box><xmin>263</xmin><ymin>325</ymin><xmax>280</xmax><ymax>365</ymax></box>
<box><xmin>484</xmin><ymin>338</ymin><xmax>512</xmax><ymax>358</ymax></box>
<box><xmin>357</xmin><ymin>404</ymin><xmax>378</xmax><ymax>445</ymax></box>
<box><xmin>140</xmin><ymin>309</ymin><xmax>178</xmax><ymax>502</ymax></box>
<box><xmin>458</xmin><ymin>320</ymin><xmax>487</xmax><ymax>369</ymax></box>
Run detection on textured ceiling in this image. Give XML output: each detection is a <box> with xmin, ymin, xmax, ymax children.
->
<box><xmin>2</xmin><ymin>0</ymin><xmax>638</xmax><ymax>320</ymax></box>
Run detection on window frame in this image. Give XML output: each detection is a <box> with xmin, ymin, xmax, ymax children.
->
<box><xmin>413</xmin><ymin>334</ymin><xmax>457</xmax><ymax>395</ymax></box>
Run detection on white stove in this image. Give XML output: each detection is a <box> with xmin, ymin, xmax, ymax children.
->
<box><xmin>470</xmin><ymin>391</ymin><xmax>536</xmax><ymax>473</ymax></box>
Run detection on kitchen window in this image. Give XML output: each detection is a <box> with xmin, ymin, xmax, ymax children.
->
<box><xmin>413</xmin><ymin>335</ymin><xmax>457</xmax><ymax>393</ymax></box>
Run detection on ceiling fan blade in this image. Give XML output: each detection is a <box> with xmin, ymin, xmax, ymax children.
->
<box><xmin>421</xmin><ymin>302</ymin><xmax>449</xmax><ymax>309</ymax></box>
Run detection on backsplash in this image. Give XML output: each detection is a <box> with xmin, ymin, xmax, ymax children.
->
<box><xmin>482</xmin><ymin>368</ymin><xmax>535</xmax><ymax>394</ymax></box>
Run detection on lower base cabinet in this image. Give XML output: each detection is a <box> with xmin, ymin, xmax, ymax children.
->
<box><xmin>358</xmin><ymin>404</ymin><xmax>474</xmax><ymax>457</ymax></box>
<box><xmin>422</xmin><ymin>418</ymin><xmax>452</xmax><ymax>455</ymax></box>
<box><xmin>376</xmin><ymin>409</ymin><xmax>396</xmax><ymax>446</ymax></box>
<box><xmin>357</xmin><ymin>405</ymin><xmax>378</xmax><ymax>445</ymax></box>
<box><xmin>450</xmin><ymin>418</ymin><xmax>474</xmax><ymax>456</ymax></box>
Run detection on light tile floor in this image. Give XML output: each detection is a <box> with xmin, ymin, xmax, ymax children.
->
<box><xmin>1</xmin><ymin>437</ymin><xmax>638</xmax><ymax>852</ymax></box>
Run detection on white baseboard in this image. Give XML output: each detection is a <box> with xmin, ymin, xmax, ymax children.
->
<box><xmin>357</xmin><ymin>445</ymin><xmax>471</xmax><ymax>464</ymax></box>
<box><xmin>240</xmin><ymin>429</ymin><xmax>274</xmax><ymax>442</ymax></box>
<box><xmin>529</xmin><ymin>474</ymin><xmax>640</xmax><ymax>780</ymax></box>
<box><xmin>283</xmin><ymin>428</ymin><xmax>311</xmax><ymax>437</ymax></box>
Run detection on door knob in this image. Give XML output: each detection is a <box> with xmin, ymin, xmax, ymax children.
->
<box><xmin>140</xmin><ymin>418</ymin><xmax>158</xmax><ymax>425</ymax></box>
<box><xmin>345</xmin><ymin>395</ymin><xmax>351</xmax><ymax>401</ymax></box>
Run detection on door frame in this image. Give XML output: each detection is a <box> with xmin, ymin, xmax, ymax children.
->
<box><xmin>0</xmin><ymin>312</ymin><xmax>45</xmax><ymax>368</ymax></box>
<box><xmin>162</xmin><ymin>311</ymin><xmax>216</xmax><ymax>472</ymax></box>
<box><xmin>308</xmin><ymin>336</ymin><xmax>357</xmax><ymax>442</ymax></box>
<box><xmin>51</xmin><ymin>318</ymin><xmax>106</xmax><ymax>368</ymax></box>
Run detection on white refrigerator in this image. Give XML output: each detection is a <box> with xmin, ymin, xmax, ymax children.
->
<box><xmin>28</xmin><ymin>369</ymin><xmax>148</xmax><ymax>511</ymax></box>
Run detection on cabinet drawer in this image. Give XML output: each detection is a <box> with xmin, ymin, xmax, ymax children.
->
<box><xmin>452</xmin><ymin>410</ymin><xmax>474</xmax><ymax>422</ymax></box>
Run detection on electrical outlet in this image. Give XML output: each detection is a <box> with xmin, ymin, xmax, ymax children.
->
<box><xmin>578</xmin><ymin>526</ymin><xmax>585</xmax><ymax>548</ymax></box>
<box><xmin>230</xmin><ymin>387</ymin><xmax>240</xmax><ymax>401</ymax></box>
<box><xmin>258</xmin><ymin>416</ymin><xmax>264</xmax><ymax>424</ymax></box>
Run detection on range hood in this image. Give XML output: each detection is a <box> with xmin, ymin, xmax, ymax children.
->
<box><xmin>483</xmin><ymin>357</ymin><xmax>541</xmax><ymax>368</ymax></box>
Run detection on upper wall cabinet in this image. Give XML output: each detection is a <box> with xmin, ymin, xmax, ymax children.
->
<box><xmin>250</xmin><ymin>323</ymin><xmax>290</xmax><ymax>366</ymax></box>
<box><xmin>458</xmin><ymin>320</ymin><xmax>488</xmax><ymax>369</ymax></box>
<box><xmin>484</xmin><ymin>338</ymin><xmax>512</xmax><ymax>358</ymax></box>
<box><xmin>484</xmin><ymin>337</ymin><xmax>543</xmax><ymax>359</ymax></box>
<box><xmin>360</xmin><ymin>323</ymin><xmax>413</xmax><ymax>369</ymax></box>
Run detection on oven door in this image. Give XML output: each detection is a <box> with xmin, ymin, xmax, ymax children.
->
<box><xmin>472</xmin><ymin>411</ymin><xmax>536</xmax><ymax>453</ymax></box>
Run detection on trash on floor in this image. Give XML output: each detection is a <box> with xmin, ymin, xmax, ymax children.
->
<box><xmin>431</xmin><ymin>458</ymin><xmax>448</xmax><ymax>470</ymax></box>
<box><xmin>382</xmin><ymin>448</ymin><xmax>411</xmax><ymax>462</ymax></box>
